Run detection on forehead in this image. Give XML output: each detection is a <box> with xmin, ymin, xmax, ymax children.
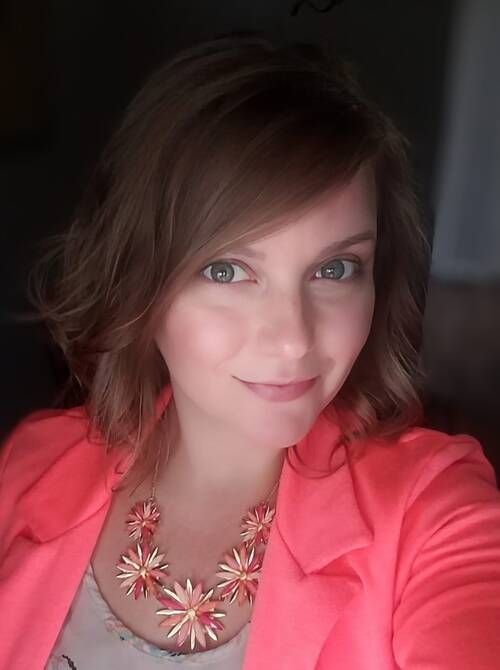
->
<box><xmin>241</xmin><ymin>165</ymin><xmax>377</xmax><ymax>253</ymax></box>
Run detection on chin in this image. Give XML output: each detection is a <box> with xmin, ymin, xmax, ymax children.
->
<box><xmin>239</xmin><ymin>404</ymin><xmax>321</xmax><ymax>447</ymax></box>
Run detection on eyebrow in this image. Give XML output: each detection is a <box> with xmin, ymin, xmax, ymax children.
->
<box><xmin>225</xmin><ymin>230</ymin><xmax>376</xmax><ymax>261</ymax></box>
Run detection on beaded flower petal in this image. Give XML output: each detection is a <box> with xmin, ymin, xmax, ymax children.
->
<box><xmin>156</xmin><ymin>579</ymin><xmax>226</xmax><ymax>650</ymax></box>
<box><xmin>126</xmin><ymin>498</ymin><xmax>160</xmax><ymax>542</ymax></box>
<box><xmin>116</xmin><ymin>541</ymin><xmax>169</xmax><ymax>599</ymax></box>
<box><xmin>240</xmin><ymin>502</ymin><xmax>275</xmax><ymax>549</ymax></box>
<box><xmin>215</xmin><ymin>543</ymin><xmax>262</xmax><ymax>605</ymax></box>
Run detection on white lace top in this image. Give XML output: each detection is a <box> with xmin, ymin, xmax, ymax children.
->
<box><xmin>47</xmin><ymin>563</ymin><xmax>251</xmax><ymax>669</ymax></box>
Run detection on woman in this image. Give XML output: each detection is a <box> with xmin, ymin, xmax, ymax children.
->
<box><xmin>1</xmin><ymin>34</ymin><xmax>499</xmax><ymax>670</ymax></box>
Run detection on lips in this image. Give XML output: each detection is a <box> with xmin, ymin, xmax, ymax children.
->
<box><xmin>236</xmin><ymin>376</ymin><xmax>318</xmax><ymax>402</ymax></box>
<box><xmin>242</xmin><ymin>378</ymin><xmax>315</xmax><ymax>386</ymax></box>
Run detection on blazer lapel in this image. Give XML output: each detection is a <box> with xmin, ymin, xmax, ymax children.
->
<box><xmin>242</xmin><ymin>411</ymin><xmax>374</xmax><ymax>670</ymax></box>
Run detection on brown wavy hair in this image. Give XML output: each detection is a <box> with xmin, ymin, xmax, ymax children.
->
<box><xmin>18</xmin><ymin>33</ymin><xmax>431</xmax><ymax>483</ymax></box>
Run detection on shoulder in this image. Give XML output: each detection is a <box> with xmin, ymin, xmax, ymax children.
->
<box><xmin>358</xmin><ymin>424</ymin><xmax>498</xmax><ymax>496</ymax></box>
<box><xmin>351</xmin><ymin>424</ymin><xmax>499</xmax><ymax>543</ymax></box>
<box><xmin>0</xmin><ymin>405</ymin><xmax>92</xmax><ymax>496</ymax></box>
<box><xmin>0</xmin><ymin>406</ymin><xmax>94</xmax><ymax>554</ymax></box>
<box><xmin>0</xmin><ymin>405</ymin><xmax>130</xmax><ymax>552</ymax></box>
<box><xmin>0</xmin><ymin>405</ymin><xmax>112</xmax><ymax>531</ymax></box>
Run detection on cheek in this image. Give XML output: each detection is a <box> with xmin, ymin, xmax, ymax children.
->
<box><xmin>320</xmin><ymin>286</ymin><xmax>375</xmax><ymax>358</ymax></box>
<box><xmin>155</xmin><ymin>300</ymin><xmax>244</xmax><ymax>370</ymax></box>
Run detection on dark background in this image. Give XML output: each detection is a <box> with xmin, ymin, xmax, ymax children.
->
<box><xmin>1</xmin><ymin>1</ymin><xmax>498</xmax><ymax>474</ymax></box>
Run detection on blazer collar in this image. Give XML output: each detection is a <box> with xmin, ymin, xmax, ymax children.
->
<box><xmin>21</xmin><ymin>383</ymin><xmax>373</xmax><ymax>573</ymax></box>
<box><xmin>276</xmin><ymin>409</ymin><xmax>373</xmax><ymax>574</ymax></box>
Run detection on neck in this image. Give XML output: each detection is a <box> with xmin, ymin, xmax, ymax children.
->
<box><xmin>154</xmin><ymin>390</ymin><xmax>287</xmax><ymax>515</ymax></box>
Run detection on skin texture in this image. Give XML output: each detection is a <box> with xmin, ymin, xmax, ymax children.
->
<box><xmin>153</xmin><ymin>163</ymin><xmax>378</xmax><ymax>507</ymax></box>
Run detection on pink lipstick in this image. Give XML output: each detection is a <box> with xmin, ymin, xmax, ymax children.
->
<box><xmin>236</xmin><ymin>377</ymin><xmax>318</xmax><ymax>402</ymax></box>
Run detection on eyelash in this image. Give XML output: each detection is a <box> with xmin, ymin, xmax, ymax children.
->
<box><xmin>199</xmin><ymin>258</ymin><xmax>363</xmax><ymax>285</ymax></box>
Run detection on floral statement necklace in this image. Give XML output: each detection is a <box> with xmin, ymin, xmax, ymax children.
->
<box><xmin>115</xmin><ymin>462</ymin><xmax>279</xmax><ymax>652</ymax></box>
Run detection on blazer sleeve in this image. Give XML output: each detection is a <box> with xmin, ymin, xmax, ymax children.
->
<box><xmin>392</xmin><ymin>436</ymin><xmax>500</xmax><ymax>669</ymax></box>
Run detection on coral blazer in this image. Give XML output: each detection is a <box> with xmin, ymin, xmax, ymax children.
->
<box><xmin>1</xmin><ymin>384</ymin><xmax>500</xmax><ymax>670</ymax></box>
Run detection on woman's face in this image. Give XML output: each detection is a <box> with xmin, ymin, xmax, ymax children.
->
<box><xmin>154</xmin><ymin>164</ymin><xmax>377</xmax><ymax>450</ymax></box>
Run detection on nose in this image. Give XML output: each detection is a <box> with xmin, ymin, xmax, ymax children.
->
<box><xmin>256</xmin><ymin>292</ymin><xmax>315</xmax><ymax>359</ymax></box>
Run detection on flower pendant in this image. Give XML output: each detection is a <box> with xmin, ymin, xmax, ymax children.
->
<box><xmin>215</xmin><ymin>543</ymin><xmax>263</xmax><ymax>605</ymax></box>
<box><xmin>116</xmin><ymin>540</ymin><xmax>169</xmax><ymax>599</ymax></box>
<box><xmin>125</xmin><ymin>498</ymin><xmax>160</xmax><ymax>542</ymax></box>
<box><xmin>240</xmin><ymin>502</ymin><xmax>275</xmax><ymax>549</ymax></box>
<box><xmin>157</xmin><ymin>579</ymin><xmax>226</xmax><ymax>650</ymax></box>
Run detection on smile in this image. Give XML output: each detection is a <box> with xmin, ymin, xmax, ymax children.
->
<box><xmin>235</xmin><ymin>377</ymin><xmax>318</xmax><ymax>402</ymax></box>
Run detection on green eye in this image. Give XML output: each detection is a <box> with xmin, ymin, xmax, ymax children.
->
<box><xmin>315</xmin><ymin>259</ymin><xmax>359</xmax><ymax>281</ymax></box>
<box><xmin>200</xmin><ymin>261</ymin><xmax>250</xmax><ymax>283</ymax></box>
<box><xmin>200</xmin><ymin>258</ymin><xmax>361</xmax><ymax>284</ymax></box>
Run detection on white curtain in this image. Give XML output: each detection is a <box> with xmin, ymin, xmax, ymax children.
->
<box><xmin>431</xmin><ymin>0</ymin><xmax>500</xmax><ymax>281</ymax></box>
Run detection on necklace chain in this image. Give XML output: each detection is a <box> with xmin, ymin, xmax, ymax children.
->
<box><xmin>149</xmin><ymin>436</ymin><xmax>280</xmax><ymax>504</ymax></box>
